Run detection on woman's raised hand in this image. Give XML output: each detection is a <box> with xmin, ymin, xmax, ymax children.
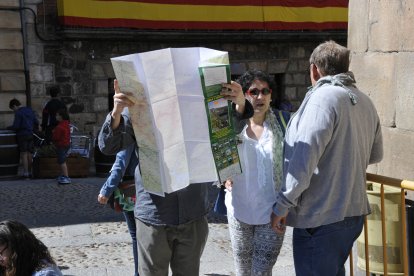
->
<box><xmin>221</xmin><ymin>81</ymin><xmax>246</xmax><ymax>114</ymax></box>
<box><xmin>221</xmin><ymin>81</ymin><xmax>245</xmax><ymax>107</ymax></box>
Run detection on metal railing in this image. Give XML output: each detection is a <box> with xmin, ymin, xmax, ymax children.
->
<box><xmin>349</xmin><ymin>173</ymin><xmax>414</xmax><ymax>276</ymax></box>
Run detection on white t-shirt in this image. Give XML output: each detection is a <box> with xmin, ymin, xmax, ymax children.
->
<box><xmin>225</xmin><ymin>123</ymin><xmax>277</xmax><ymax>225</ymax></box>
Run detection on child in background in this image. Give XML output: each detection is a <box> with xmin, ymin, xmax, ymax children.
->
<box><xmin>52</xmin><ymin>108</ymin><xmax>71</xmax><ymax>185</ymax></box>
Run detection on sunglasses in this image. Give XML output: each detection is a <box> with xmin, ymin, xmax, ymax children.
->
<box><xmin>246</xmin><ymin>87</ymin><xmax>272</xmax><ymax>97</ymax></box>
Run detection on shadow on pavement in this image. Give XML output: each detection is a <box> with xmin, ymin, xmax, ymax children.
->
<box><xmin>0</xmin><ymin>177</ymin><xmax>227</xmax><ymax>228</ymax></box>
<box><xmin>0</xmin><ymin>177</ymin><xmax>124</xmax><ymax>228</ymax></box>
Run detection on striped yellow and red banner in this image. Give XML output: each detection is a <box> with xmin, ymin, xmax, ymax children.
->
<box><xmin>57</xmin><ymin>0</ymin><xmax>348</xmax><ymax>31</ymax></box>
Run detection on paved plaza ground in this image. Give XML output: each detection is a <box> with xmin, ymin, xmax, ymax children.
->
<box><xmin>0</xmin><ymin>176</ymin><xmax>296</xmax><ymax>276</ymax></box>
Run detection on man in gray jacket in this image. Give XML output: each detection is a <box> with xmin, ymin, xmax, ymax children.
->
<box><xmin>271</xmin><ymin>41</ymin><xmax>383</xmax><ymax>275</ymax></box>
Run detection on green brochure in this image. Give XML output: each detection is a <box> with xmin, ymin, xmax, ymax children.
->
<box><xmin>199</xmin><ymin>64</ymin><xmax>242</xmax><ymax>183</ymax></box>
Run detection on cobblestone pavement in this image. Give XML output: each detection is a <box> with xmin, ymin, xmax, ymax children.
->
<box><xmin>0</xmin><ymin>176</ymin><xmax>295</xmax><ymax>275</ymax></box>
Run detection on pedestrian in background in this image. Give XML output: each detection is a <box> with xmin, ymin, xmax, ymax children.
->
<box><xmin>41</xmin><ymin>86</ymin><xmax>66</xmax><ymax>144</ymax></box>
<box><xmin>98</xmin><ymin>143</ymin><xmax>139</xmax><ymax>276</ymax></box>
<box><xmin>221</xmin><ymin>70</ymin><xmax>289</xmax><ymax>275</ymax></box>
<box><xmin>0</xmin><ymin>220</ymin><xmax>63</xmax><ymax>276</ymax></box>
<box><xmin>278</xmin><ymin>98</ymin><xmax>296</xmax><ymax>113</ymax></box>
<box><xmin>8</xmin><ymin>99</ymin><xmax>39</xmax><ymax>179</ymax></box>
<box><xmin>271</xmin><ymin>40</ymin><xmax>383</xmax><ymax>276</ymax></box>
<box><xmin>52</xmin><ymin>108</ymin><xmax>71</xmax><ymax>185</ymax></box>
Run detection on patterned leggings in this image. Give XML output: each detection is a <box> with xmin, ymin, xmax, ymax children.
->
<box><xmin>228</xmin><ymin>213</ymin><xmax>285</xmax><ymax>276</ymax></box>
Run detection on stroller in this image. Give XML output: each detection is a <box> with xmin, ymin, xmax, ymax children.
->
<box><xmin>33</xmin><ymin>124</ymin><xmax>91</xmax><ymax>158</ymax></box>
<box><xmin>32</xmin><ymin>124</ymin><xmax>91</xmax><ymax>178</ymax></box>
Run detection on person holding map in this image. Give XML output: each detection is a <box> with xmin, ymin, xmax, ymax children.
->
<box><xmin>220</xmin><ymin>69</ymin><xmax>290</xmax><ymax>276</ymax></box>
<box><xmin>99</xmin><ymin>79</ymin><xmax>238</xmax><ymax>276</ymax></box>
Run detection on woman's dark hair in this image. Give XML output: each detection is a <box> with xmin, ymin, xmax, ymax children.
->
<box><xmin>0</xmin><ymin>220</ymin><xmax>56</xmax><ymax>276</ymax></box>
<box><xmin>236</xmin><ymin>69</ymin><xmax>274</xmax><ymax>94</ymax></box>
<box><xmin>57</xmin><ymin>108</ymin><xmax>69</xmax><ymax>121</ymax></box>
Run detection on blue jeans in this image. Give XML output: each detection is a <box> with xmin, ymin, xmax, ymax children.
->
<box><xmin>293</xmin><ymin>215</ymin><xmax>364</xmax><ymax>276</ymax></box>
<box><xmin>123</xmin><ymin>211</ymin><xmax>139</xmax><ymax>276</ymax></box>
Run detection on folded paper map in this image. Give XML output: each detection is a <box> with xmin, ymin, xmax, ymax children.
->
<box><xmin>111</xmin><ymin>48</ymin><xmax>241</xmax><ymax>195</ymax></box>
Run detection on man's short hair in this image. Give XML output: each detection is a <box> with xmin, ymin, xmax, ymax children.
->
<box><xmin>48</xmin><ymin>86</ymin><xmax>60</xmax><ymax>97</ymax></box>
<box><xmin>9</xmin><ymin>99</ymin><xmax>21</xmax><ymax>109</ymax></box>
<box><xmin>309</xmin><ymin>40</ymin><xmax>350</xmax><ymax>76</ymax></box>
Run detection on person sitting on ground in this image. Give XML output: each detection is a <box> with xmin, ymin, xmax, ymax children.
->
<box><xmin>7</xmin><ymin>99</ymin><xmax>39</xmax><ymax>179</ymax></box>
<box><xmin>41</xmin><ymin>86</ymin><xmax>66</xmax><ymax>144</ymax></box>
<box><xmin>52</xmin><ymin>108</ymin><xmax>71</xmax><ymax>185</ymax></box>
<box><xmin>0</xmin><ymin>220</ymin><xmax>63</xmax><ymax>276</ymax></box>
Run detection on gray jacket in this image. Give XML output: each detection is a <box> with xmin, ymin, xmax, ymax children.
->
<box><xmin>273</xmin><ymin>75</ymin><xmax>383</xmax><ymax>228</ymax></box>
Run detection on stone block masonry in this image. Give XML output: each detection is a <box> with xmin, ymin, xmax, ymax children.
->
<box><xmin>0</xmin><ymin>5</ymin><xmax>26</xmax><ymax>128</ymax></box>
<box><xmin>0</xmin><ymin>0</ymin><xmax>20</xmax><ymax>8</ymax></box>
<box><xmin>349</xmin><ymin>0</ymin><xmax>414</xmax><ymax>197</ymax></box>
<box><xmin>0</xmin><ymin>30</ymin><xmax>23</xmax><ymax>49</ymax></box>
<box><xmin>0</xmin><ymin>10</ymin><xmax>21</xmax><ymax>29</ymax></box>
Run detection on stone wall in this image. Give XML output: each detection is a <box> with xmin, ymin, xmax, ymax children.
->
<box><xmin>17</xmin><ymin>0</ymin><xmax>345</xmax><ymax>139</ymax></box>
<box><xmin>1</xmin><ymin>0</ymin><xmax>346</xmax><ymax>142</ymax></box>
<box><xmin>31</xmin><ymin>40</ymin><xmax>321</xmax><ymax>137</ymax></box>
<box><xmin>0</xmin><ymin>0</ymin><xmax>26</xmax><ymax>128</ymax></box>
<box><xmin>349</xmin><ymin>0</ymin><xmax>414</xmax><ymax>186</ymax></box>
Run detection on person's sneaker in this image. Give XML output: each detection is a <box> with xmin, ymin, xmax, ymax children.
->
<box><xmin>58</xmin><ymin>176</ymin><xmax>71</xmax><ymax>185</ymax></box>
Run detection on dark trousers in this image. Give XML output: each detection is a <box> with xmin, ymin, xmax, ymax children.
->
<box><xmin>123</xmin><ymin>211</ymin><xmax>139</xmax><ymax>276</ymax></box>
<box><xmin>293</xmin><ymin>215</ymin><xmax>364</xmax><ymax>276</ymax></box>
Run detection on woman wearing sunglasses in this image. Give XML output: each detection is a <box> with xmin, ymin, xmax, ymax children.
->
<box><xmin>221</xmin><ymin>69</ymin><xmax>290</xmax><ymax>275</ymax></box>
<box><xmin>0</xmin><ymin>220</ymin><xmax>62</xmax><ymax>276</ymax></box>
